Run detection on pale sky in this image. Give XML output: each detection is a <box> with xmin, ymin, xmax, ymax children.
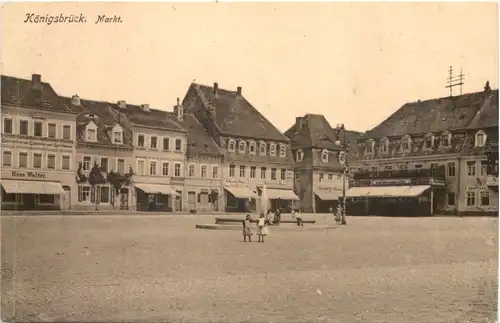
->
<box><xmin>1</xmin><ymin>2</ymin><xmax>498</xmax><ymax>133</ymax></box>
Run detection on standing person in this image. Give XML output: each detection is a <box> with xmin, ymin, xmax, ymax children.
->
<box><xmin>266</xmin><ymin>209</ymin><xmax>273</xmax><ymax>226</ymax></box>
<box><xmin>295</xmin><ymin>208</ymin><xmax>304</xmax><ymax>226</ymax></box>
<box><xmin>257</xmin><ymin>212</ymin><xmax>269</xmax><ymax>243</ymax></box>
<box><xmin>242</xmin><ymin>214</ymin><xmax>253</xmax><ymax>242</ymax></box>
<box><xmin>291</xmin><ymin>208</ymin><xmax>296</xmax><ymax>220</ymax></box>
<box><xmin>274</xmin><ymin>208</ymin><xmax>281</xmax><ymax>226</ymax></box>
<box><xmin>335</xmin><ymin>204</ymin><xmax>342</xmax><ymax>225</ymax></box>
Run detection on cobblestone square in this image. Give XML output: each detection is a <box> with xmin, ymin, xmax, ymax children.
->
<box><xmin>1</xmin><ymin>215</ymin><xmax>498</xmax><ymax>323</ymax></box>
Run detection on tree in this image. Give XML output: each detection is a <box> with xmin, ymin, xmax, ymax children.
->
<box><xmin>88</xmin><ymin>162</ymin><xmax>106</xmax><ymax>211</ymax></box>
<box><xmin>75</xmin><ymin>161</ymin><xmax>87</xmax><ymax>183</ymax></box>
<box><xmin>107</xmin><ymin>166</ymin><xmax>135</xmax><ymax>210</ymax></box>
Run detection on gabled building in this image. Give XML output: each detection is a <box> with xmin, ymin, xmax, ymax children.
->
<box><xmin>348</xmin><ymin>83</ymin><xmax>498</xmax><ymax>216</ymax></box>
<box><xmin>67</xmin><ymin>96</ymin><xmax>135</xmax><ymax>211</ymax></box>
<box><xmin>182</xmin><ymin>82</ymin><xmax>297</xmax><ymax>213</ymax></box>
<box><xmin>1</xmin><ymin>74</ymin><xmax>77</xmax><ymax>211</ymax></box>
<box><xmin>284</xmin><ymin>114</ymin><xmax>363</xmax><ymax>213</ymax></box>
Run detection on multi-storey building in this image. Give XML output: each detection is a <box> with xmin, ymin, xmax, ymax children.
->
<box><xmin>348</xmin><ymin>83</ymin><xmax>498</xmax><ymax>216</ymax></box>
<box><xmin>284</xmin><ymin>114</ymin><xmax>363</xmax><ymax>213</ymax></box>
<box><xmin>110</xmin><ymin>100</ymin><xmax>187</xmax><ymax>212</ymax></box>
<box><xmin>182</xmin><ymin>82</ymin><xmax>297</xmax><ymax>213</ymax></box>
<box><xmin>0</xmin><ymin>74</ymin><xmax>77</xmax><ymax>210</ymax></box>
<box><xmin>68</xmin><ymin>95</ymin><xmax>135</xmax><ymax>211</ymax></box>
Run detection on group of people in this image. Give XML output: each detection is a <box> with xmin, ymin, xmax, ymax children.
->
<box><xmin>242</xmin><ymin>213</ymin><xmax>269</xmax><ymax>243</ymax></box>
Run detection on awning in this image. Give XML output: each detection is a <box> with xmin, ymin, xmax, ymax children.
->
<box><xmin>134</xmin><ymin>183</ymin><xmax>180</xmax><ymax>196</ymax></box>
<box><xmin>346</xmin><ymin>185</ymin><xmax>431</xmax><ymax>198</ymax></box>
<box><xmin>266</xmin><ymin>188</ymin><xmax>299</xmax><ymax>200</ymax></box>
<box><xmin>224</xmin><ymin>186</ymin><xmax>257</xmax><ymax>199</ymax></box>
<box><xmin>1</xmin><ymin>180</ymin><xmax>65</xmax><ymax>194</ymax></box>
<box><xmin>315</xmin><ymin>190</ymin><xmax>342</xmax><ymax>201</ymax></box>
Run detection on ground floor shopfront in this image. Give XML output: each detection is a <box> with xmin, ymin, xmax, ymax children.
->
<box><xmin>314</xmin><ymin>189</ymin><xmax>343</xmax><ymax>213</ymax></box>
<box><xmin>224</xmin><ymin>184</ymin><xmax>299</xmax><ymax>213</ymax></box>
<box><xmin>0</xmin><ymin>169</ymin><xmax>75</xmax><ymax>211</ymax></box>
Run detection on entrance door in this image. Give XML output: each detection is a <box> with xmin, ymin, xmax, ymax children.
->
<box><xmin>62</xmin><ymin>186</ymin><xmax>71</xmax><ymax>210</ymax></box>
<box><xmin>187</xmin><ymin>191</ymin><xmax>196</xmax><ymax>211</ymax></box>
<box><xmin>120</xmin><ymin>188</ymin><xmax>129</xmax><ymax>210</ymax></box>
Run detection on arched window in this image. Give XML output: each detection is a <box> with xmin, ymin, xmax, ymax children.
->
<box><xmin>279</xmin><ymin>144</ymin><xmax>286</xmax><ymax>157</ymax></box>
<box><xmin>259</xmin><ymin>141</ymin><xmax>266</xmax><ymax>155</ymax></box>
<box><xmin>296</xmin><ymin>149</ymin><xmax>304</xmax><ymax>162</ymax></box>
<box><xmin>228</xmin><ymin>139</ymin><xmax>236</xmax><ymax>152</ymax></box>
<box><xmin>441</xmin><ymin>131</ymin><xmax>451</xmax><ymax>148</ymax></box>
<box><xmin>401</xmin><ymin>135</ymin><xmax>411</xmax><ymax>152</ymax></box>
<box><xmin>321</xmin><ymin>149</ymin><xmax>329</xmax><ymax>163</ymax></box>
<box><xmin>379</xmin><ymin>137</ymin><xmax>389</xmax><ymax>153</ymax></box>
<box><xmin>269</xmin><ymin>143</ymin><xmax>277</xmax><ymax>156</ymax></box>
<box><xmin>366</xmin><ymin>139</ymin><xmax>375</xmax><ymax>154</ymax></box>
<box><xmin>238</xmin><ymin>140</ymin><xmax>246</xmax><ymax>153</ymax></box>
<box><xmin>249</xmin><ymin>141</ymin><xmax>256</xmax><ymax>155</ymax></box>
<box><xmin>424</xmin><ymin>133</ymin><xmax>434</xmax><ymax>149</ymax></box>
<box><xmin>475</xmin><ymin>130</ymin><xmax>487</xmax><ymax>147</ymax></box>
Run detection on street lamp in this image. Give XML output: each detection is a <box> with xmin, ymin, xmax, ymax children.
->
<box><xmin>335</xmin><ymin>124</ymin><xmax>348</xmax><ymax>225</ymax></box>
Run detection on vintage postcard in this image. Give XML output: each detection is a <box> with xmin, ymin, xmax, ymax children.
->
<box><xmin>0</xmin><ymin>1</ymin><xmax>498</xmax><ymax>322</ymax></box>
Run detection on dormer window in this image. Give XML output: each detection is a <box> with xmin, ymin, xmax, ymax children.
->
<box><xmin>321</xmin><ymin>149</ymin><xmax>329</xmax><ymax>163</ymax></box>
<box><xmin>366</xmin><ymin>140</ymin><xmax>374</xmax><ymax>154</ymax></box>
<box><xmin>238</xmin><ymin>140</ymin><xmax>246</xmax><ymax>153</ymax></box>
<box><xmin>249</xmin><ymin>141</ymin><xmax>257</xmax><ymax>155</ymax></box>
<box><xmin>296</xmin><ymin>149</ymin><xmax>304</xmax><ymax>162</ymax></box>
<box><xmin>475</xmin><ymin>130</ymin><xmax>487</xmax><ymax>147</ymax></box>
<box><xmin>269</xmin><ymin>143</ymin><xmax>277</xmax><ymax>156</ymax></box>
<box><xmin>113</xmin><ymin>131</ymin><xmax>122</xmax><ymax>144</ymax></box>
<box><xmin>379</xmin><ymin>138</ymin><xmax>389</xmax><ymax>153</ymax></box>
<box><xmin>87</xmin><ymin>128</ymin><xmax>96</xmax><ymax>142</ymax></box>
<box><xmin>259</xmin><ymin>141</ymin><xmax>266</xmax><ymax>155</ymax></box>
<box><xmin>228</xmin><ymin>139</ymin><xmax>236</xmax><ymax>152</ymax></box>
<box><xmin>424</xmin><ymin>133</ymin><xmax>434</xmax><ymax>149</ymax></box>
<box><xmin>401</xmin><ymin>135</ymin><xmax>411</xmax><ymax>152</ymax></box>
<box><xmin>279</xmin><ymin>144</ymin><xmax>286</xmax><ymax>157</ymax></box>
<box><xmin>441</xmin><ymin>131</ymin><xmax>451</xmax><ymax>148</ymax></box>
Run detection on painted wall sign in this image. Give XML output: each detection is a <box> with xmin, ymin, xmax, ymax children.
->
<box><xmin>1</xmin><ymin>137</ymin><xmax>72</xmax><ymax>148</ymax></box>
<box><xmin>11</xmin><ymin>171</ymin><xmax>46</xmax><ymax>179</ymax></box>
<box><xmin>371</xmin><ymin>178</ymin><xmax>412</xmax><ymax>186</ymax></box>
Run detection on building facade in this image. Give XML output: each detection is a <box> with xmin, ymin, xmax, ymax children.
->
<box><xmin>348</xmin><ymin>84</ymin><xmax>498</xmax><ymax>216</ymax></box>
<box><xmin>182</xmin><ymin>82</ymin><xmax>297</xmax><ymax>213</ymax></box>
<box><xmin>284</xmin><ymin>114</ymin><xmax>363</xmax><ymax>213</ymax></box>
<box><xmin>0</xmin><ymin>74</ymin><xmax>77</xmax><ymax>211</ymax></box>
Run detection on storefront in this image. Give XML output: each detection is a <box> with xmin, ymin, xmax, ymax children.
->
<box><xmin>0</xmin><ymin>170</ymin><xmax>75</xmax><ymax>211</ymax></box>
<box><xmin>224</xmin><ymin>185</ymin><xmax>257</xmax><ymax>212</ymax></box>
<box><xmin>314</xmin><ymin>189</ymin><xmax>342</xmax><ymax>213</ymax></box>
<box><xmin>134</xmin><ymin>182</ymin><xmax>180</xmax><ymax>212</ymax></box>
<box><xmin>262</xmin><ymin>187</ymin><xmax>299</xmax><ymax>213</ymax></box>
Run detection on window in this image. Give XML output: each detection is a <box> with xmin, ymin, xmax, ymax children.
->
<box><xmin>269</xmin><ymin>143</ymin><xmax>276</xmax><ymax>156</ymax></box>
<box><xmin>229</xmin><ymin>165</ymin><xmax>235</xmax><ymax>177</ymax></box>
<box><xmin>466</xmin><ymin>191</ymin><xmax>476</xmax><ymax>206</ymax></box>
<box><xmin>296</xmin><ymin>150</ymin><xmax>304</xmax><ymax>162</ymax></box>
<box><xmin>189</xmin><ymin>164</ymin><xmax>195</xmax><ymax>177</ymax></box>
<box><xmin>281</xmin><ymin>169</ymin><xmax>286</xmax><ymax>180</ymax></box>
<box><xmin>113</xmin><ymin>131</ymin><xmax>122</xmax><ymax>144</ymax></box>
<box><xmin>150</xmin><ymin>136</ymin><xmax>157</xmax><ymax>149</ymax></box>
<box><xmin>137</xmin><ymin>134</ymin><xmax>145</xmax><ymax>147</ymax></box>
<box><xmin>441</xmin><ymin>132</ymin><xmax>451</xmax><ymax>147</ymax></box>
<box><xmin>212</xmin><ymin>165</ymin><xmax>219</xmax><ymax>178</ymax></box>
<box><xmin>78</xmin><ymin>186</ymin><xmax>91</xmax><ymax>202</ymax></box>
<box><xmin>162</xmin><ymin>162</ymin><xmax>169</xmax><ymax>176</ymax></box>
<box><xmin>249</xmin><ymin>142</ymin><xmax>256</xmax><ymax>154</ymax></box>
<box><xmin>399</xmin><ymin>165</ymin><xmax>408</xmax><ymax>170</ymax></box>
<box><xmin>238</xmin><ymin>141</ymin><xmax>246</xmax><ymax>153</ymax></box>
<box><xmin>250</xmin><ymin>166</ymin><xmax>256</xmax><ymax>178</ymax></box>
<box><xmin>379</xmin><ymin>139</ymin><xmax>388</xmax><ymax>153</ymax></box>
<box><xmin>62</xmin><ymin>125</ymin><xmax>71</xmax><ymax>140</ymax></box>
<box><xmin>3</xmin><ymin>118</ymin><xmax>12</xmax><ymax>134</ymax></box>
<box><xmin>480</xmin><ymin>161</ymin><xmax>488</xmax><ymax>176</ymax></box>
<box><xmin>259</xmin><ymin>142</ymin><xmax>266</xmax><ymax>155</ymax></box>
<box><xmin>467</xmin><ymin>161</ymin><xmax>476</xmax><ymax>176</ymax></box>
<box><xmin>279</xmin><ymin>144</ymin><xmax>286</xmax><ymax>157</ymax></box>
<box><xmin>321</xmin><ymin>150</ymin><xmax>328</xmax><ymax>163</ymax></box>
<box><xmin>201</xmin><ymin>165</ymin><xmax>207</xmax><ymax>178</ymax></box>
<box><xmin>271</xmin><ymin>168</ymin><xmax>277</xmax><ymax>180</ymax></box>
<box><xmin>447</xmin><ymin>192</ymin><xmax>455</xmax><ymax>206</ymax></box>
<box><xmin>328</xmin><ymin>173</ymin><xmax>333</xmax><ymax>180</ymax></box>
<box><xmin>163</xmin><ymin>137</ymin><xmax>170</xmax><ymax>151</ymax></box>
<box><xmin>175</xmin><ymin>138</ymin><xmax>182</xmax><ymax>152</ymax></box>
<box><xmin>261</xmin><ymin>167</ymin><xmax>267</xmax><ymax>179</ymax></box>
<box><xmin>47</xmin><ymin>154</ymin><xmax>55</xmax><ymax>169</ymax></box>
<box><xmin>174</xmin><ymin>163</ymin><xmax>181</xmax><ymax>177</ymax></box>
<box><xmin>480</xmin><ymin>191</ymin><xmax>490</xmax><ymax>206</ymax></box>
<box><xmin>414</xmin><ymin>164</ymin><xmax>422</xmax><ymax>169</ymax></box>
<box><xmin>366</xmin><ymin>140</ymin><xmax>374</xmax><ymax>153</ymax></box>
<box><xmin>100</xmin><ymin>158</ymin><xmax>108</xmax><ymax>172</ymax></box>
<box><xmin>62</xmin><ymin>156</ymin><xmax>70</xmax><ymax>170</ymax></box>
<box><xmin>319</xmin><ymin>173</ymin><xmax>324</xmax><ymax>182</ymax></box>
<box><xmin>87</xmin><ymin>128</ymin><xmax>96</xmax><ymax>141</ymax></box>
<box><xmin>100</xmin><ymin>186</ymin><xmax>110</xmax><ymax>203</ymax></box>
<box><xmin>33</xmin><ymin>153</ymin><xmax>42</xmax><ymax>168</ymax></box>
<box><xmin>424</xmin><ymin>134</ymin><xmax>434</xmax><ymax>149</ymax></box>
<box><xmin>38</xmin><ymin>195</ymin><xmax>55</xmax><ymax>204</ymax></box>
<box><xmin>137</xmin><ymin>160</ymin><xmax>145</xmax><ymax>175</ymax></box>
<box><xmin>3</xmin><ymin>151</ymin><xmax>11</xmax><ymax>166</ymax></box>
<box><xmin>475</xmin><ymin>131</ymin><xmax>486</xmax><ymax>147</ymax></box>
<box><xmin>117</xmin><ymin>159</ymin><xmax>125</xmax><ymax>174</ymax></box>
<box><xmin>48</xmin><ymin>123</ymin><xmax>56</xmax><ymax>138</ymax></box>
<box><xmin>401</xmin><ymin>136</ymin><xmax>411</xmax><ymax>151</ymax></box>
<box><xmin>240</xmin><ymin>165</ymin><xmax>246</xmax><ymax>177</ymax></box>
<box><xmin>83</xmin><ymin>156</ymin><xmax>91</xmax><ymax>171</ymax></box>
<box><xmin>20</xmin><ymin>120</ymin><xmax>28</xmax><ymax>136</ymax></box>
<box><xmin>228</xmin><ymin>140</ymin><xmax>236</xmax><ymax>152</ymax></box>
<box><xmin>149</xmin><ymin>161</ymin><xmax>157</xmax><ymax>175</ymax></box>
<box><xmin>447</xmin><ymin>162</ymin><xmax>456</xmax><ymax>177</ymax></box>
<box><xmin>384</xmin><ymin>165</ymin><xmax>393</xmax><ymax>170</ymax></box>
<box><xmin>18</xmin><ymin>152</ymin><xmax>27</xmax><ymax>168</ymax></box>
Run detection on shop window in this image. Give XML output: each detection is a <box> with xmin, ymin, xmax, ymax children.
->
<box><xmin>447</xmin><ymin>192</ymin><xmax>455</xmax><ymax>206</ymax></box>
<box><xmin>78</xmin><ymin>186</ymin><xmax>91</xmax><ymax>202</ymax></box>
<box><xmin>480</xmin><ymin>191</ymin><xmax>490</xmax><ymax>206</ymax></box>
<box><xmin>466</xmin><ymin>191</ymin><xmax>475</xmax><ymax>206</ymax></box>
<box><xmin>2</xmin><ymin>190</ymin><xmax>16</xmax><ymax>202</ymax></box>
<box><xmin>38</xmin><ymin>194</ymin><xmax>55</xmax><ymax>204</ymax></box>
<box><xmin>100</xmin><ymin>186</ymin><xmax>110</xmax><ymax>203</ymax></box>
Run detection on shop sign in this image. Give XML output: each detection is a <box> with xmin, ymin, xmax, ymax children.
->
<box><xmin>2</xmin><ymin>137</ymin><xmax>72</xmax><ymax>149</ymax></box>
<box><xmin>467</xmin><ymin>185</ymin><xmax>488</xmax><ymax>191</ymax></box>
<box><xmin>371</xmin><ymin>178</ymin><xmax>411</xmax><ymax>186</ymax></box>
<box><xmin>11</xmin><ymin>171</ymin><xmax>46</xmax><ymax>179</ymax></box>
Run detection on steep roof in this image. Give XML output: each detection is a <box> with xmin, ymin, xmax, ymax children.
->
<box><xmin>284</xmin><ymin>114</ymin><xmax>364</xmax><ymax>150</ymax></box>
<box><xmin>365</xmin><ymin>89</ymin><xmax>499</xmax><ymax>139</ymax></box>
<box><xmin>467</xmin><ymin>90</ymin><xmax>499</xmax><ymax>130</ymax></box>
<box><xmin>63</xmin><ymin>97</ymin><xmax>134</xmax><ymax>147</ymax></box>
<box><xmin>1</xmin><ymin>74</ymin><xmax>73</xmax><ymax>114</ymax></box>
<box><xmin>182</xmin><ymin>113</ymin><xmax>223</xmax><ymax>157</ymax></box>
<box><xmin>188</xmin><ymin>83</ymin><xmax>289</xmax><ymax>142</ymax></box>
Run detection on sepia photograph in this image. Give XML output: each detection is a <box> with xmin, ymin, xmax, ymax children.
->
<box><xmin>0</xmin><ymin>1</ymin><xmax>498</xmax><ymax>322</ymax></box>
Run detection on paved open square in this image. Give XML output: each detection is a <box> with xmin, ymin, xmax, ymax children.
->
<box><xmin>1</xmin><ymin>215</ymin><xmax>498</xmax><ymax>323</ymax></box>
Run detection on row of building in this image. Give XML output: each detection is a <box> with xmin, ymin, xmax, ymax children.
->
<box><xmin>1</xmin><ymin>74</ymin><xmax>498</xmax><ymax>215</ymax></box>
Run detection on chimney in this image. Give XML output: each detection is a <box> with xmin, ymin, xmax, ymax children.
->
<box><xmin>32</xmin><ymin>74</ymin><xmax>41</xmax><ymax>85</ymax></box>
<box><xmin>213</xmin><ymin>82</ymin><xmax>219</xmax><ymax>96</ymax></box>
<box><xmin>237</xmin><ymin>86</ymin><xmax>242</xmax><ymax>96</ymax></box>
<box><xmin>485</xmin><ymin>81</ymin><xmax>491</xmax><ymax>92</ymax></box>
<box><xmin>175</xmin><ymin>97</ymin><xmax>183</xmax><ymax>122</ymax></box>
<box><xmin>71</xmin><ymin>94</ymin><xmax>81</xmax><ymax>106</ymax></box>
<box><xmin>31</xmin><ymin>74</ymin><xmax>43</xmax><ymax>103</ymax></box>
<box><xmin>295</xmin><ymin>117</ymin><xmax>303</xmax><ymax>130</ymax></box>
<box><xmin>117</xmin><ymin>100</ymin><xmax>126</xmax><ymax>109</ymax></box>
<box><xmin>141</xmin><ymin>104</ymin><xmax>150</xmax><ymax>112</ymax></box>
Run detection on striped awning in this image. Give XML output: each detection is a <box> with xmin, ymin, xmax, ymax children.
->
<box><xmin>134</xmin><ymin>183</ymin><xmax>180</xmax><ymax>196</ymax></box>
<box><xmin>346</xmin><ymin>185</ymin><xmax>431</xmax><ymax>198</ymax></box>
<box><xmin>224</xmin><ymin>186</ymin><xmax>257</xmax><ymax>199</ymax></box>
